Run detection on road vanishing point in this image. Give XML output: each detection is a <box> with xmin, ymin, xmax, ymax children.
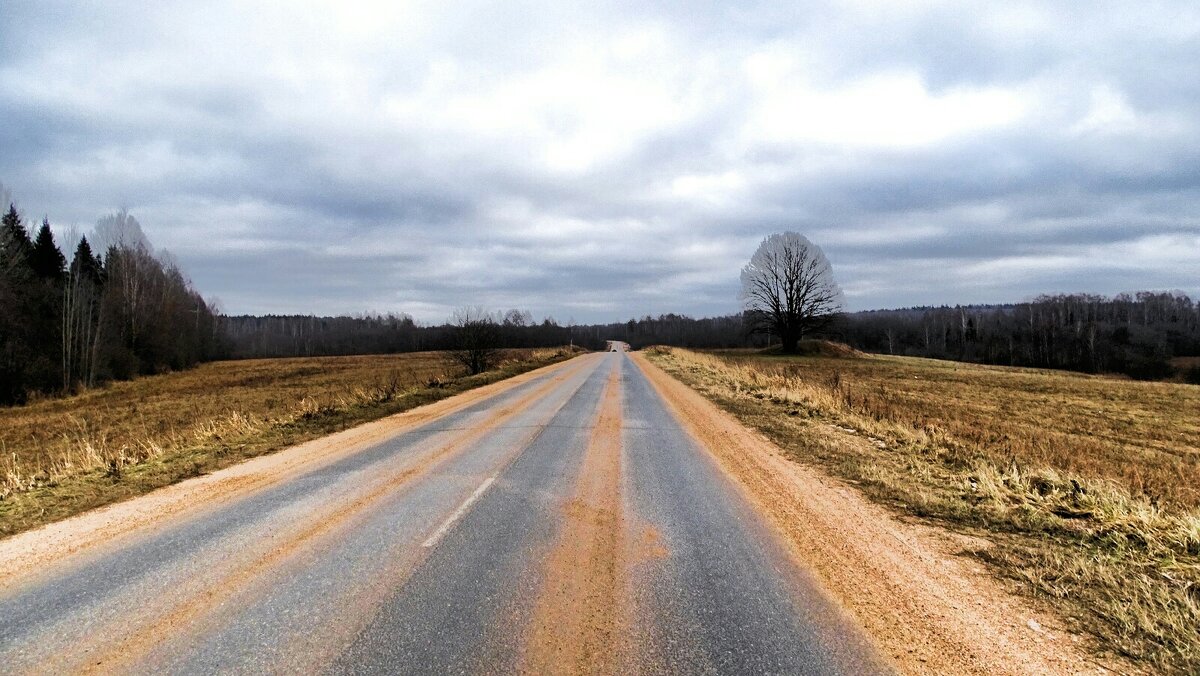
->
<box><xmin>0</xmin><ymin>352</ymin><xmax>890</xmax><ymax>675</ymax></box>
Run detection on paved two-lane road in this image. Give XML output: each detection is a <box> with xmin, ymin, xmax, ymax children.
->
<box><xmin>0</xmin><ymin>352</ymin><xmax>890</xmax><ymax>674</ymax></box>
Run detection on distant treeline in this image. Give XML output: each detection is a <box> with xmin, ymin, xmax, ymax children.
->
<box><xmin>218</xmin><ymin>311</ymin><xmax>761</xmax><ymax>357</ymax></box>
<box><xmin>840</xmin><ymin>292</ymin><xmax>1200</xmax><ymax>380</ymax></box>
<box><xmin>570</xmin><ymin>313</ymin><xmax>762</xmax><ymax>351</ymax></box>
<box><xmin>223</xmin><ymin>294</ymin><xmax>1200</xmax><ymax>382</ymax></box>
<box><xmin>220</xmin><ymin>311</ymin><xmax>763</xmax><ymax>360</ymax></box>
<box><xmin>0</xmin><ymin>205</ymin><xmax>221</xmax><ymax>404</ymax></box>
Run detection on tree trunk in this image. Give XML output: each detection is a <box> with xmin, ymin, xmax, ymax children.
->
<box><xmin>780</xmin><ymin>329</ymin><xmax>800</xmax><ymax>354</ymax></box>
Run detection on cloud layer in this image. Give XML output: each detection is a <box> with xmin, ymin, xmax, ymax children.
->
<box><xmin>2</xmin><ymin>0</ymin><xmax>1198</xmax><ymax>322</ymax></box>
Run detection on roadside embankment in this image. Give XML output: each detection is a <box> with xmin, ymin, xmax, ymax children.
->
<box><xmin>0</xmin><ymin>347</ymin><xmax>583</xmax><ymax>538</ymax></box>
<box><xmin>640</xmin><ymin>346</ymin><xmax>1196</xmax><ymax>674</ymax></box>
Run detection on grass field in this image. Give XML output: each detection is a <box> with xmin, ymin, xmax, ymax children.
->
<box><xmin>646</xmin><ymin>345</ymin><xmax>1200</xmax><ymax>673</ymax></box>
<box><xmin>0</xmin><ymin>348</ymin><xmax>579</xmax><ymax>538</ymax></box>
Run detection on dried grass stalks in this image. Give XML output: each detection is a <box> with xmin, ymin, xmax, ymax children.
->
<box><xmin>4</xmin><ymin>393</ymin><xmax>336</xmax><ymax>498</ymax></box>
<box><xmin>648</xmin><ymin>346</ymin><xmax>1200</xmax><ymax>673</ymax></box>
<box><xmin>0</xmin><ymin>352</ymin><xmax>558</xmax><ymax>501</ymax></box>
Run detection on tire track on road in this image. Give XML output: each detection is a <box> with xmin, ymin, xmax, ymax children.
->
<box><xmin>521</xmin><ymin>356</ymin><xmax>626</xmax><ymax>675</ymax></box>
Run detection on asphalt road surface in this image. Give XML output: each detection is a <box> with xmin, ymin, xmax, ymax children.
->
<box><xmin>0</xmin><ymin>352</ymin><xmax>890</xmax><ymax>675</ymax></box>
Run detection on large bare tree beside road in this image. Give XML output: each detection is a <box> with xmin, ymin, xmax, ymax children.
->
<box><xmin>740</xmin><ymin>232</ymin><xmax>843</xmax><ymax>353</ymax></box>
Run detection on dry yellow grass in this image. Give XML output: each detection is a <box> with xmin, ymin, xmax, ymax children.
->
<box><xmin>646</xmin><ymin>345</ymin><xmax>1200</xmax><ymax>674</ymax></box>
<box><xmin>0</xmin><ymin>348</ymin><xmax>579</xmax><ymax>537</ymax></box>
<box><xmin>716</xmin><ymin>349</ymin><xmax>1200</xmax><ymax>507</ymax></box>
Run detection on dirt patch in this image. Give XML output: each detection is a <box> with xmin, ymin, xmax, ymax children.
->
<box><xmin>787</xmin><ymin>339</ymin><xmax>867</xmax><ymax>359</ymax></box>
<box><xmin>522</xmin><ymin>360</ymin><xmax>626</xmax><ymax>675</ymax></box>
<box><xmin>632</xmin><ymin>352</ymin><xmax>1127</xmax><ymax>676</ymax></box>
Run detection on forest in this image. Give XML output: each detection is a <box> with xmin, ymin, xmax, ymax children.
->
<box><xmin>219</xmin><ymin>310</ymin><xmax>759</xmax><ymax>358</ymax></box>
<box><xmin>0</xmin><ymin>205</ymin><xmax>221</xmax><ymax>404</ymax></box>
<box><xmin>839</xmin><ymin>293</ymin><xmax>1200</xmax><ymax>381</ymax></box>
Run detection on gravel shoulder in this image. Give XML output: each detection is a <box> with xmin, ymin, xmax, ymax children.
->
<box><xmin>632</xmin><ymin>351</ymin><xmax>1125</xmax><ymax>675</ymax></box>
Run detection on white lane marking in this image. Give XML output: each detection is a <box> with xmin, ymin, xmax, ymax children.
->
<box><xmin>422</xmin><ymin>476</ymin><xmax>497</xmax><ymax>548</ymax></box>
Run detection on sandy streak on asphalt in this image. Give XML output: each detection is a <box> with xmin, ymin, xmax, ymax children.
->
<box><xmin>217</xmin><ymin>355</ymin><xmax>609</xmax><ymax>674</ymax></box>
<box><xmin>521</xmin><ymin>356</ymin><xmax>626</xmax><ymax>675</ymax></box>
<box><xmin>631</xmin><ymin>352</ymin><xmax>1125</xmax><ymax>675</ymax></box>
<box><xmin>42</xmin><ymin>356</ymin><xmax>601</xmax><ymax>674</ymax></box>
<box><xmin>0</xmin><ymin>355</ymin><xmax>590</xmax><ymax>591</ymax></box>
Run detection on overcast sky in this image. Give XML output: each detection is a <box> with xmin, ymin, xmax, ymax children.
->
<box><xmin>2</xmin><ymin>1</ymin><xmax>1198</xmax><ymax>323</ymax></box>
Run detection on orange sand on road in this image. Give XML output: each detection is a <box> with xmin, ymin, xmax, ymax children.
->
<box><xmin>522</xmin><ymin>358</ymin><xmax>627</xmax><ymax>675</ymax></box>
<box><xmin>632</xmin><ymin>352</ymin><xmax>1127</xmax><ymax>676</ymax></box>
<box><xmin>0</xmin><ymin>356</ymin><xmax>594</xmax><ymax>591</ymax></box>
<box><xmin>0</xmin><ymin>349</ymin><xmax>1136</xmax><ymax>675</ymax></box>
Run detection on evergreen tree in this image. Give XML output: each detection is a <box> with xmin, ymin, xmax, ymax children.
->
<box><xmin>1</xmin><ymin>204</ymin><xmax>32</xmax><ymax>272</ymax></box>
<box><xmin>63</xmin><ymin>236</ymin><xmax>106</xmax><ymax>390</ymax></box>
<box><xmin>70</xmin><ymin>236</ymin><xmax>104</xmax><ymax>285</ymax></box>
<box><xmin>29</xmin><ymin>218</ymin><xmax>66</xmax><ymax>280</ymax></box>
<box><xmin>0</xmin><ymin>204</ymin><xmax>34</xmax><ymax>402</ymax></box>
<box><xmin>1</xmin><ymin>204</ymin><xmax>30</xmax><ymax>250</ymax></box>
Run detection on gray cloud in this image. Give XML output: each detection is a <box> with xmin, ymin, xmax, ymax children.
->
<box><xmin>1</xmin><ymin>0</ymin><xmax>1198</xmax><ymax>322</ymax></box>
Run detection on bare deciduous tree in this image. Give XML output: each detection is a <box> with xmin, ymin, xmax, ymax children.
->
<box><xmin>502</xmin><ymin>308</ymin><xmax>533</xmax><ymax>327</ymax></box>
<box><xmin>449</xmin><ymin>307</ymin><xmax>501</xmax><ymax>375</ymax></box>
<box><xmin>740</xmin><ymin>232</ymin><xmax>843</xmax><ymax>353</ymax></box>
<box><xmin>92</xmin><ymin>208</ymin><xmax>152</xmax><ymax>254</ymax></box>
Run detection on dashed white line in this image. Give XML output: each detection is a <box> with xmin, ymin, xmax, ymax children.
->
<box><xmin>422</xmin><ymin>476</ymin><xmax>497</xmax><ymax>548</ymax></box>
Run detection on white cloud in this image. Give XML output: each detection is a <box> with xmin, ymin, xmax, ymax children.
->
<box><xmin>0</xmin><ymin>0</ymin><xmax>1198</xmax><ymax>320</ymax></box>
<box><xmin>745</xmin><ymin>66</ymin><xmax>1028</xmax><ymax>148</ymax></box>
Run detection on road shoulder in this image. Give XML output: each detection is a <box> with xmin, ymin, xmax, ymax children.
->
<box><xmin>0</xmin><ymin>355</ymin><xmax>590</xmax><ymax>588</ymax></box>
<box><xmin>631</xmin><ymin>351</ymin><xmax>1121</xmax><ymax>676</ymax></box>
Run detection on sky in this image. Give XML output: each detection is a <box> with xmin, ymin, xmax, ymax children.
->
<box><xmin>1</xmin><ymin>1</ymin><xmax>1198</xmax><ymax>323</ymax></box>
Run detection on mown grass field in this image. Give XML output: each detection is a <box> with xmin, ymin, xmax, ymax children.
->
<box><xmin>0</xmin><ymin>348</ymin><xmax>580</xmax><ymax>538</ymax></box>
<box><xmin>646</xmin><ymin>345</ymin><xmax>1200</xmax><ymax>674</ymax></box>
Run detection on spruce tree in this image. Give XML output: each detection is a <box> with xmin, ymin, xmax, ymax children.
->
<box><xmin>0</xmin><ymin>203</ymin><xmax>33</xmax><ymax>402</ymax></box>
<box><xmin>1</xmin><ymin>203</ymin><xmax>31</xmax><ymax>259</ymax></box>
<box><xmin>71</xmin><ymin>236</ymin><xmax>104</xmax><ymax>285</ymax></box>
<box><xmin>30</xmin><ymin>218</ymin><xmax>67</xmax><ymax>280</ymax></box>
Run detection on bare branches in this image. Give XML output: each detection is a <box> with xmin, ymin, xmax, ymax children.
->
<box><xmin>449</xmin><ymin>306</ymin><xmax>502</xmax><ymax>375</ymax></box>
<box><xmin>740</xmin><ymin>232</ymin><xmax>843</xmax><ymax>352</ymax></box>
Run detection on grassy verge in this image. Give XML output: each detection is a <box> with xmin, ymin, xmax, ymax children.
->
<box><xmin>645</xmin><ymin>345</ymin><xmax>1200</xmax><ymax>674</ymax></box>
<box><xmin>0</xmin><ymin>347</ymin><xmax>582</xmax><ymax>538</ymax></box>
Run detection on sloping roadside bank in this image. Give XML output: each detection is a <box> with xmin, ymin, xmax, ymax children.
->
<box><xmin>0</xmin><ymin>348</ymin><xmax>583</xmax><ymax>539</ymax></box>
<box><xmin>635</xmin><ymin>348</ymin><xmax>1144</xmax><ymax>675</ymax></box>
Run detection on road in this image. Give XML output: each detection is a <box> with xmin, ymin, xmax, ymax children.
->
<box><xmin>0</xmin><ymin>352</ymin><xmax>890</xmax><ymax>675</ymax></box>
